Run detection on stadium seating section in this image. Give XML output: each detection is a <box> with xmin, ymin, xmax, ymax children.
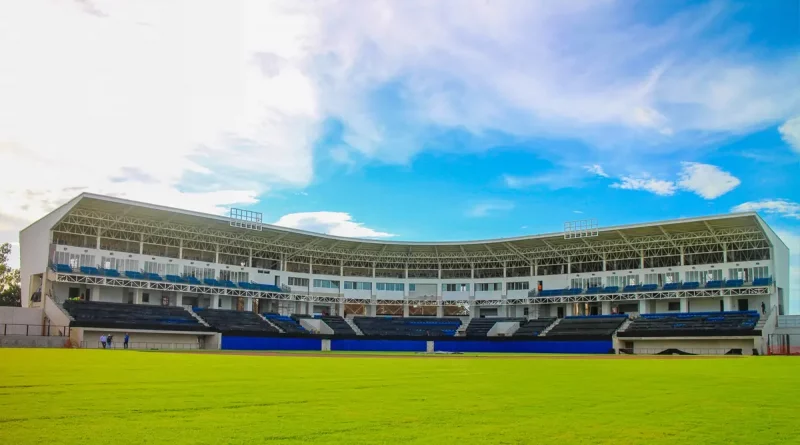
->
<box><xmin>63</xmin><ymin>301</ymin><xmax>210</xmax><ymax>332</ymax></box>
<box><xmin>543</xmin><ymin>315</ymin><xmax>627</xmax><ymax>339</ymax></box>
<box><xmin>618</xmin><ymin>311</ymin><xmax>760</xmax><ymax>337</ymax></box>
<box><xmin>193</xmin><ymin>308</ymin><xmax>277</xmax><ymax>333</ymax></box>
<box><xmin>465</xmin><ymin>318</ymin><xmax>524</xmax><ymax>337</ymax></box>
<box><xmin>320</xmin><ymin>316</ymin><xmax>357</xmax><ymax>335</ymax></box>
<box><xmin>263</xmin><ymin>313</ymin><xmax>307</xmax><ymax>334</ymax></box>
<box><xmin>533</xmin><ymin>277</ymin><xmax>770</xmax><ymax>297</ymax></box>
<box><xmin>353</xmin><ymin>317</ymin><xmax>461</xmax><ymax>337</ymax></box>
<box><xmin>514</xmin><ymin>318</ymin><xmax>557</xmax><ymax>337</ymax></box>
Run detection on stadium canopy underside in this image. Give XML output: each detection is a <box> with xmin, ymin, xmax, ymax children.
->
<box><xmin>52</xmin><ymin>194</ymin><xmax>770</xmax><ymax>271</ymax></box>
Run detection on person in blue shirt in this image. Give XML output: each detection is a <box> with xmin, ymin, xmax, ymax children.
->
<box><xmin>124</xmin><ymin>333</ymin><xmax>129</xmax><ymax>349</ymax></box>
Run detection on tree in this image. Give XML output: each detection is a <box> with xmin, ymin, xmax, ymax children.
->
<box><xmin>0</xmin><ymin>242</ymin><xmax>21</xmax><ymax>307</ymax></box>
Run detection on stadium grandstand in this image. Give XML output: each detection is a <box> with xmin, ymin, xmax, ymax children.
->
<box><xmin>14</xmin><ymin>192</ymin><xmax>792</xmax><ymax>354</ymax></box>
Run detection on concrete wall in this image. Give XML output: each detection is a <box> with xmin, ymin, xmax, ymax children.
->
<box><xmin>81</xmin><ymin>329</ymin><xmax>205</xmax><ymax>350</ymax></box>
<box><xmin>20</xmin><ymin>195</ymin><xmax>82</xmax><ymax>307</ymax></box>
<box><xmin>627</xmin><ymin>338</ymin><xmax>758</xmax><ymax>355</ymax></box>
<box><xmin>0</xmin><ymin>307</ymin><xmax>43</xmax><ymax>325</ymax></box>
<box><xmin>758</xmin><ymin>215</ymin><xmax>790</xmax><ymax>312</ymax></box>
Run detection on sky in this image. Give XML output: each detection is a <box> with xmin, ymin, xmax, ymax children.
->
<box><xmin>0</xmin><ymin>0</ymin><xmax>798</xmax><ymax>311</ymax></box>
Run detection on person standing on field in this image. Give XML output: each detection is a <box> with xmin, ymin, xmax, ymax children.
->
<box><xmin>100</xmin><ymin>334</ymin><xmax>107</xmax><ymax>349</ymax></box>
<box><xmin>124</xmin><ymin>333</ymin><xmax>129</xmax><ymax>349</ymax></box>
<box><xmin>107</xmin><ymin>334</ymin><xmax>113</xmax><ymax>349</ymax></box>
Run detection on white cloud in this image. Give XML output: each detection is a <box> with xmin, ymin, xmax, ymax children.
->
<box><xmin>676</xmin><ymin>162</ymin><xmax>740</xmax><ymax>199</ymax></box>
<box><xmin>311</xmin><ymin>0</ymin><xmax>800</xmax><ymax>162</ymax></box>
<box><xmin>610</xmin><ymin>176</ymin><xmax>677</xmax><ymax>196</ymax></box>
<box><xmin>466</xmin><ymin>201</ymin><xmax>515</xmax><ymax>218</ymax></box>
<box><xmin>585</xmin><ymin>164</ymin><xmax>610</xmax><ymax>178</ymax></box>
<box><xmin>732</xmin><ymin>199</ymin><xmax>800</xmax><ymax>219</ymax></box>
<box><xmin>0</xmin><ymin>1</ymin><xmax>320</xmax><ymax>248</ymax></box>
<box><xmin>273</xmin><ymin>212</ymin><xmax>394</xmax><ymax>238</ymax></box>
<box><xmin>779</xmin><ymin>116</ymin><xmax>800</xmax><ymax>154</ymax></box>
<box><xmin>610</xmin><ymin>162</ymin><xmax>738</xmax><ymax>199</ymax></box>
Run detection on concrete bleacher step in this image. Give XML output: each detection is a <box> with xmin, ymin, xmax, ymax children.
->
<box><xmin>185</xmin><ymin>306</ymin><xmax>210</xmax><ymax>327</ymax></box>
<box><xmin>258</xmin><ymin>314</ymin><xmax>284</xmax><ymax>333</ymax></box>
<box><xmin>616</xmin><ymin>318</ymin><xmax>633</xmax><ymax>334</ymax></box>
<box><xmin>454</xmin><ymin>320</ymin><xmax>470</xmax><ymax>337</ymax></box>
<box><xmin>344</xmin><ymin>317</ymin><xmax>364</xmax><ymax>335</ymax></box>
<box><xmin>538</xmin><ymin>318</ymin><xmax>561</xmax><ymax>336</ymax></box>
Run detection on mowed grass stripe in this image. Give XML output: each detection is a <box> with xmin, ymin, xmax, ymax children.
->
<box><xmin>0</xmin><ymin>349</ymin><xmax>797</xmax><ymax>444</ymax></box>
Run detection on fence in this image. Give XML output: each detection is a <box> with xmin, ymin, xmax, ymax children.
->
<box><xmin>0</xmin><ymin>323</ymin><xmax>70</xmax><ymax>337</ymax></box>
<box><xmin>80</xmin><ymin>341</ymin><xmax>200</xmax><ymax>350</ymax></box>
<box><xmin>767</xmin><ymin>334</ymin><xmax>800</xmax><ymax>355</ymax></box>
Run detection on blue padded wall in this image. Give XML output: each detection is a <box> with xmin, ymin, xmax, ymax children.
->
<box><xmin>221</xmin><ymin>336</ymin><xmax>321</xmax><ymax>351</ymax></box>
<box><xmin>433</xmin><ymin>340</ymin><xmax>612</xmax><ymax>354</ymax></box>
<box><xmin>331</xmin><ymin>339</ymin><xmax>427</xmax><ymax>352</ymax></box>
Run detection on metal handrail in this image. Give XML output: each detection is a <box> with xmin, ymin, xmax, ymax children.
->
<box><xmin>0</xmin><ymin>323</ymin><xmax>70</xmax><ymax>337</ymax></box>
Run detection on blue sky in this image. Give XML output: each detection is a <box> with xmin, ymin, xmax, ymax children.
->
<box><xmin>0</xmin><ymin>0</ymin><xmax>798</xmax><ymax>311</ymax></box>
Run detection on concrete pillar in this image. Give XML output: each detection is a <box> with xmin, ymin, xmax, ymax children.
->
<box><xmin>175</xmin><ymin>292</ymin><xmax>183</xmax><ymax>307</ymax></box>
<box><xmin>723</xmin><ymin>295</ymin><xmax>733</xmax><ymax>312</ymax></box>
<box><xmin>179</xmin><ymin>239</ymin><xmax>183</xmax><ymax>259</ymax></box>
<box><xmin>403</xmin><ymin>302</ymin><xmax>410</xmax><ymax>317</ymax></box>
<box><xmin>680</xmin><ymin>298</ymin><xmax>689</xmax><ymax>313</ymax></box>
<box><xmin>338</xmin><ymin>302</ymin><xmax>345</xmax><ymax>316</ymax></box>
<box><xmin>134</xmin><ymin>288</ymin><xmax>142</xmax><ymax>304</ymax></box>
<box><xmin>469</xmin><ymin>295</ymin><xmax>476</xmax><ymax>319</ymax></box>
<box><xmin>211</xmin><ymin>294</ymin><xmax>220</xmax><ymax>309</ymax></box>
<box><xmin>92</xmin><ymin>285</ymin><xmax>101</xmax><ymax>302</ymax></box>
<box><xmin>601</xmin><ymin>301</ymin><xmax>611</xmax><ymax>315</ymax></box>
<box><xmin>244</xmin><ymin>297</ymin><xmax>253</xmax><ymax>312</ymax></box>
<box><xmin>566</xmin><ymin>303</ymin><xmax>574</xmax><ymax>316</ymax></box>
<box><xmin>436</xmin><ymin>304</ymin><xmax>444</xmax><ymax>317</ymax></box>
<box><xmin>638</xmin><ymin>299</ymin><xmax>648</xmax><ymax>314</ymax></box>
<box><xmin>96</xmin><ymin>227</ymin><xmax>102</xmax><ymax>250</ymax></box>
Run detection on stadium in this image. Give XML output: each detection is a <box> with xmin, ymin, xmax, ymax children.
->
<box><xmin>7</xmin><ymin>192</ymin><xmax>793</xmax><ymax>355</ymax></box>
<box><xmin>3</xmin><ymin>192</ymin><xmax>800</xmax><ymax>445</ymax></box>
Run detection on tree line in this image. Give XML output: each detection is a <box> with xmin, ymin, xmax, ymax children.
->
<box><xmin>1</xmin><ymin>242</ymin><xmax>21</xmax><ymax>306</ymax></box>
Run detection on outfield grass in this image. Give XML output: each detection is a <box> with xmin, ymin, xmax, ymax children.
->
<box><xmin>1</xmin><ymin>350</ymin><xmax>798</xmax><ymax>444</ymax></box>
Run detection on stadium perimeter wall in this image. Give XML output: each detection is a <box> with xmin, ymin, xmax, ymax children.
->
<box><xmin>219</xmin><ymin>335</ymin><xmax>613</xmax><ymax>354</ymax></box>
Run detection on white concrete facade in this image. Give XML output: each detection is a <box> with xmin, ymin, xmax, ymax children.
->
<box><xmin>18</xmin><ymin>193</ymin><xmax>790</xmax><ymax>320</ymax></box>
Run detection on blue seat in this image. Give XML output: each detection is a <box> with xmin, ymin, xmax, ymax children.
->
<box><xmin>165</xmin><ymin>275</ymin><xmax>184</xmax><ymax>283</ymax></box>
<box><xmin>124</xmin><ymin>270</ymin><xmax>144</xmax><ymax>279</ymax></box>
<box><xmin>567</xmin><ymin>288</ymin><xmax>583</xmax><ymax>295</ymax></box>
<box><xmin>725</xmin><ymin>279</ymin><xmax>744</xmax><ymax>287</ymax></box>
<box><xmin>640</xmin><ymin>284</ymin><xmax>658</xmax><ymax>291</ymax></box>
<box><xmin>682</xmin><ymin>281</ymin><xmax>700</xmax><ymax>289</ymax></box>
<box><xmin>752</xmin><ymin>277</ymin><xmax>772</xmax><ymax>286</ymax></box>
<box><xmin>603</xmin><ymin>286</ymin><xmax>619</xmax><ymax>293</ymax></box>
<box><xmin>55</xmin><ymin>264</ymin><xmax>73</xmax><ymax>273</ymax></box>
<box><xmin>705</xmin><ymin>280</ymin><xmax>723</xmax><ymax>288</ymax></box>
<box><xmin>586</xmin><ymin>287</ymin><xmax>603</xmax><ymax>294</ymax></box>
<box><xmin>662</xmin><ymin>283</ymin><xmax>680</xmax><ymax>290</ymax></box>
<box><xmin>145</xmin><ymin>273</ymin><xmax>162</xmax><ymax>281</ymax></box>
<box><xmin>103</xmin><ymin>269</ymin><xmax>121</xmax><ymax>277</ymax></box>
<box><xmin>219</xmin><ymin>280</ymin><xmax>236</xmax><ymax>288</ymax></box>
<box><xmin>79</xmin><ymin>266</ymin><xmax>101</xmax><ymax>275</ymax></box>
<box><xmin>623</xmin><ymin>285</ymin><xmax>640</xmax><ymax>292</ymax></box>
<box><xmin>185</xmin><ymin>276</ymin><xmax>201</xmax><ymax>285</ymax></box>
<box><xmin>203</xmin><ymin>278</ymin><xmax>221</xmax><ymax>287</ymax></box>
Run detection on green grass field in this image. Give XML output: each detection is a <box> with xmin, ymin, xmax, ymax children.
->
<box><xmin>1</xmin><ymin>349</ymin><xmax>798</xmax><ymax>444</ymax></box>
